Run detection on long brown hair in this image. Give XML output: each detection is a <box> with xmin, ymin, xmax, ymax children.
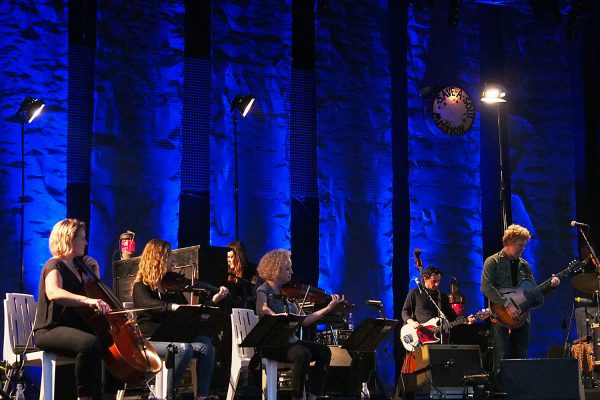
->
<box><xmin>135</xmin><ymin>239</ymin><xmax>171</xmax><ymax>290</ymax></box>
<box><xmin>227</xmin><ymin>240</ymin><xmax>248</xmax><ymax>283</ymax></box>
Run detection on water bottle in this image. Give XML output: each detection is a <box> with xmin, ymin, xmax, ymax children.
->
<box><xmin>348</xmin><ymin>312</ymin><xmax>355</xmax><ymax>330</ymax></box>
<box><xmin>147</xmin><ymin>384</ymin><xmax>157</xmax><ymax>400</ymax></box>
<box><xmin>15</xmin><ymin>383</ymin><xmax>25</xmax><ymax>400</ymax></box>
<box><xmin>361</xmin><ymin>381</ymin><xmax>370</xmax><ymax>400</ymax></box>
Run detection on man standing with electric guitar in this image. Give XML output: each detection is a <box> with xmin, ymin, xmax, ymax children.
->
<box><xmin>401</xmin><ymin>266</ymin><xmax>476</xmax><ymax>350</ymax></box>
<box><xmin>481</xmin><ymin>224</ymin><xmax>561</xmax><ymax>371</ymax></box>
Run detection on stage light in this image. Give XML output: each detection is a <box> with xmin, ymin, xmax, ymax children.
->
<box><xmin>481</xmin><ymin>84</ymin><xmax>507</xmax><ymax>104</ymax></box>
<box><xmin>481</xmin><ymin>83</ymin><xmax>509</xmax><ymax>232</ymax></box>
<box><xmin>18</xmin><ymin>96</ymin><xmax>46</xmax><ymax>123</ymax></box>
<box><xmin>230</xmin><ymin>94</ymin><xmax>256</xmax><ymax>239</ymax></box>
<box><xmin>230</xmin><ymin>94</ymin><xmax>255</xmax><ymax>118</ymax></box>
<box><xmin>15</xmin><ymin>95</ymin><xmax>46</xmax><ymax>292</ymax></box>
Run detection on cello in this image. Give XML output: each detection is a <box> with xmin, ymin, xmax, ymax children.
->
<box><xmin>75</xmin><ymin>257</ymin><xmax>162</xmax><ymax>383</ymax></box>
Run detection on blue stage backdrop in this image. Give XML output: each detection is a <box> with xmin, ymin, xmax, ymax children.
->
<box><xmin>497</xmin><ymin>5</ymin><xmax>578</xmax><ymax>353</ymax></box>
<box><xmin>406</xmin><ymin>1</ymin><xmax>484</xmax><ymax>321</ymax></box>
<box><xmin>316</xmin><ymin>0</ymin><xmax>395</xmax><ymax>385</ymax></box>
<box><xmin>211</xmin><ymin>0</ymin><xmax>292</xmax><ymax>255</ymax></box>
<box><xmin>90</xmin><ymin>1</ymin><xmax>183</xmax><ymax>274</ymax></box>
<box><xmin>0</xmin><ymin>0</ymin><xmax>68</xmax><ymax>295</ymax></box>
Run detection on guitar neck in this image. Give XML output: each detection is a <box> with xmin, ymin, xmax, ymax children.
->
<box><xmin>537</xmin><ymin>265</ymin><xmax>574</xmax><ymax>292</ymax></box>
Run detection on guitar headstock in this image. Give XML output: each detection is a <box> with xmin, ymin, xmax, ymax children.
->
<box><xmin>567</xmin><ymin>259</ymin><xmax>584</xmax><ymax>275</ymax></box>
<box><xmin>413</xmin><ymin>248</ymin><xmax>424</xmax><ymax>273</ymax></box>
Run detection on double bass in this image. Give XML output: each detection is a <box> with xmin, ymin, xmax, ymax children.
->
<box><xmin>75</xmin><ymin>258</ymin><xmax>162</xmax><ymax>383</ymax></box>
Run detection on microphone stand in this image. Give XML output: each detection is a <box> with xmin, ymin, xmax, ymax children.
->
<box><xmin>576</xmin><ymin>225</ymin><xmax>600</xmax><ymax>323</ymax></box>
<box><xmin>421</xmin><ymin>287</ymin><xmax>449</xmax><ymax>344</ymax></box>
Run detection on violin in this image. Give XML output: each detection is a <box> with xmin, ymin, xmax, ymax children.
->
<box><xmin>280</xmin><ymin>281</ymin><xmax>354</xmax><ymax>309</ymax></box>
<box><xmin>161</xmin><ymin>271</ymin><xmax>220</xmax><ymax>293</ymax></box>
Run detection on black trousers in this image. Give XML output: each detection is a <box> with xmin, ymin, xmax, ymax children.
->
<box><xmin>35</xmin><ymin>326</ymin><xmax>103</xmax><ymax>397</ymax></box>
<box><xmin>262</xmin><ymin>340</ymin><xmax>332</xmax><ymax>398</ymax></box>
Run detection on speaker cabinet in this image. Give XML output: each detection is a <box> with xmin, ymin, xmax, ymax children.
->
<box><xmin>402</xmin><ymin>344</ymin><xmax>482</xmax><ymax>394</ymax></box>
<box><xmin>324</xmin><ymin>347</ymin><xmax>374</xmax><ymax>395</ymax></box>
<box><xmin>112</xmin><ymin>245</ymin><xmax>229</xmax><ymax>302</ymax></box>
<box><xmin>499</xmin><ymin>358</ymin><xmax>583</xmax><ymax>400</ymax></box>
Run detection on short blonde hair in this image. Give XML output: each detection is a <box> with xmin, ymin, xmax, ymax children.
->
<box><xmin>49</xmin><ymin>219</ymin><xmax>86</xmax><ymax>258</ymax></box>
<box><xmin>502</xmin><ymin>224</ymin><xmax>531</xmax><ymax>245</ymax></box>
<box><xmin>257</xmin><ymin>249</ymin><xmax>291</xmax><ymax>281</ymax></box>
<box><xmin>135</xmin><ymin>239</ymin><xmax>172</xmax><ymax>290</ymax></box>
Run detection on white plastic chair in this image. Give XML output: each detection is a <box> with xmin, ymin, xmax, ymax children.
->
<box><xmin>3</xmin><ymin>293</ymin><xmax>76</xmax><ymax>400</ymax></box>
<box><xmin>227</xmin><ymin>308</ymin><xmax>282</xmax><ymax>400</ymax></box>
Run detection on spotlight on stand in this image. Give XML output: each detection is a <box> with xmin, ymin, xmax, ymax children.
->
<box><xmin>18</xmin><ymin>96</ymin><xmax>45</xmax><ymax>123</ymax></box>
<box><xmin>480</xmin><ymin>84</ymin><xmax>507</xmax><ymax>104</ymax></box>
<box><xmin>15</xmin><ymin>95</ymin><xmax>46</xmax><ymax>293</ymax></box>
<box><xmin>229</xmin><ymin>94</ymin><xmax>255</xmax><ymax>240</ymax></box>
<box><xmin>481</xmin><ymin>83</ymin><xmax>510</xmax><ymax>233</ymax></box>
<box><xmin>230</xmin><ymin>94</ymin><xmax>255</xmax><ymax>118</ymax></box>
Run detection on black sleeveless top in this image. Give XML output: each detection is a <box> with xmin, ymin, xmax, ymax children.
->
<box><xmin>33</xmin><ymin>257</ymin><xmax>91</xmax><ymax>334</ymax></box>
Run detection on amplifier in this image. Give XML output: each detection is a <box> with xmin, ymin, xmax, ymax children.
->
<box><xmin>499</xmin><ymin>358</ymin><xmax>583</xmax><ymax>400</ymax></box>
<box><xmin>402</xmin><ymin>344</ymin><xmax>482</xmax><ymax>394</ymax></box>
<box><xmin>112</xmin><ymin>245</ymin><xmax>229</xmax><ymax>302</ymax></box>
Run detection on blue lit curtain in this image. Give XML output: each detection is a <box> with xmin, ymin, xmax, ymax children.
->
<box><xmin>90</xmin><ymin>1</ymin><xmax>183</xmax><ymax>274</ymax></box>
<box><xmin>498</xmin><ymin>5</ymin><xmax>577</xmax><ymax>354</ymax></box>
<box><xmin>406</xmin><ymin>3</ymin><xmax>484</xmax><ymax>316</ymax></box>
<box><xmin>316</xmin><ymin>0</ymin><xmax>394</xmax><ymax>385</ymax></box>
<box><xmin>211</xmin><ymin>0</ymin><xmax>292</xmax><ymax>256</ymax></box>
<box><xmin>0</xmin><ymin>0</ymin><xmax>68</xmax><ymax>294</ymax></box>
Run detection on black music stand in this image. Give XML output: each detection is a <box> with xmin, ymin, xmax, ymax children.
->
<box><xmin>342</xmin><ymin>318</ymin><xmax>399</xmax><ymax>399</ymax></box>
<box><xmin>342</xmin><ymin>318</ymin><xmax>399</xmax><ymax>352</ymax></box>
<box><xmin>150</xmin><ymin>305</ymin><xmax>220</xmax><ymax>342</ymax></box>
<box><xmin>241</xmin><ymin>314</ymin><xmax>306</xmax><ymax>348</ymax></box>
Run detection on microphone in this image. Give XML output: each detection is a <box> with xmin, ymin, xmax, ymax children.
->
<box><xmin>365</xmin><ymin>299</ymin><xmax>383</xmax><ymax>307</ymax></box>
<box><xmin>575</xmin><ymin>297</ymin><xmax>597</xmax><ymax>306</ymax></box>
<box><xmin>571</xmin><ymin>221</ymin><xmax>590</xmax><ymax>228</ymax></box>
<box><xmin>415</xmin><ymin>278</ymin><xmax>423</xmax><ymax>294</ymax></box>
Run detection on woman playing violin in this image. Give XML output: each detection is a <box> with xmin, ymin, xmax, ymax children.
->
<box><xmin>255</xmin><ymin>249</ymin><xmax>344</xmax><ymax>400</ymax></box>
<box><xmin>132</xmin><ymin>239</ymin><xmax>228</xmax><ymax>400</ymax></box>
<box><xmin>33</xmin><ymin>219</ymin><xmax>115</xmax><ymax>400</ymax></box>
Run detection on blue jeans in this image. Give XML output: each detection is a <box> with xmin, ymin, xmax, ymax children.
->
<box><xmin>492</xmin><ymin>322</ymin><xmax>529</xmax><ymax>372</ymax></box>
<box><xmin>150</xmin><ymin>335</ymin><xmax>215</xmax><ymax>398</ymax></box>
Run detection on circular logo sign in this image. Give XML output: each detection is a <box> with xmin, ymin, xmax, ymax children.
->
<box><xmin>432</xmin><ymin>86</ymin><xmax>475</xmax><ymax>136</ymax></box>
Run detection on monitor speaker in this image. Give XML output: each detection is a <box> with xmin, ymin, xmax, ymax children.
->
<box><xmin>402</xmin><ymin>344</ymin><xmax>482</xmax><ymax>393</ymax></box>
<box><xmin>499</xmin><ymin>358</ymin><xmax>583</xmax><ymax>400</ymax></box>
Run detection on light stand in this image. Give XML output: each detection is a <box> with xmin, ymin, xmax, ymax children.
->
<box><xmin>15</xmin><ymin>96</ymin><xmax>45</xmax><ymax>293</ymax></box>
<box><xmin>481</xmin><ymin>84</ymin><xmax>509</xmax><ymax>233</ymax></box>
<box><xmin>229</xmin><ymin>94</ymin><xmax>255</xmax><ymax>240</ymax></box>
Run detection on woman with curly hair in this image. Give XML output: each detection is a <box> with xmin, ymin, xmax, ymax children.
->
<box><xmin>255</xmin><ymin>249</ymin><xmax>344</xmax><ymax>400</ymax></box>
<box><xmin>132</xmin><ymin>239</ymin><xmax>229</xmax><ymax>400</ymax></box>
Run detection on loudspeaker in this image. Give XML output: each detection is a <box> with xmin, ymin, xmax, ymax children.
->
<box><xmin>112</xmin><ymin>245</ymin><xmax>228</xmax><ymax>302</ymax></box>
<box><xmin>324</xmin><ymin>347</ymin><xmax>374</xmax><ymax>395</ymax></box>
<box><xmin>499</xmin><ymin>359</ymin><xmax>583</xmax><ymax>400</ymax></box>
<box><xmin>403</xmin><ymin>344</ymin><xmax>482</xmax><ymax>393</ymax></box>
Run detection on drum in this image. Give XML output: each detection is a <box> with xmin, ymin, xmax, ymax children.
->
<box><xmin>572</xmin><ymin>342</ymin><xmax>594</xmax><ymax>373</ymax></box>
<box><xmin>592</xmin><ymin>323</ymin><xmax>600</xmax><ymax>366</ymax></box>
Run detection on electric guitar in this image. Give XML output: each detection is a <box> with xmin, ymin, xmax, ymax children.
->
<box><xmin>401</xmin><ymin>308</ymin><xmax>491</xmax><ymax>351</ymax></box>
<box><xmin>490</xmin><ymin>259</ymin><xmax>582</xmax><ymax>329</ymax></box>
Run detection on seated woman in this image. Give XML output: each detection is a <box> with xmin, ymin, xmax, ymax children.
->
<box><xmin>33</xmin><ymin>218</ymin><xmax>115</xmax><ymax>400</ymax></box>
<box><xmin>226</xmin><ymin>240</ymin><xmax>260</xmax><ymax>309</ymax></box>
<box><xmin>132</xmin><ymin>239</ymin><xmax>229</xmax><ymax>400</ymax></box>
<box><xmin>255</xmin><ymin>249</ymin><xmax>344</xmax><ymax>400</ymax></box>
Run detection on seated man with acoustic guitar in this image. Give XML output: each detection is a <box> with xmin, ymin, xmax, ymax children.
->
<box><xmin>481</xmin><ymin>224</ymin><xmax>560</xmax><ymax>371</ymax></box>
